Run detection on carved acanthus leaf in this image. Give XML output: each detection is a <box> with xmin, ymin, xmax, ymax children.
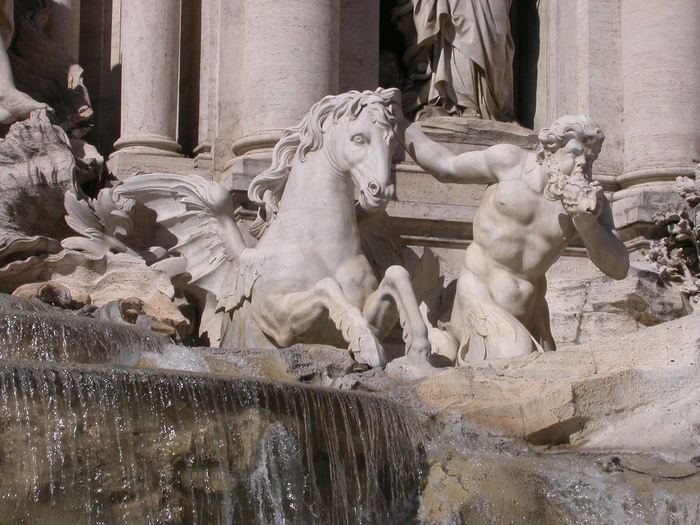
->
<box><xmin>646</xmin><ymin>166</ymin><xmax>700</xmax><ymax>302</ymax></box>
<box><xmin>61</xmin><ymin>189</ymin><xmax>136</xmax><ymax>257</ymax></box>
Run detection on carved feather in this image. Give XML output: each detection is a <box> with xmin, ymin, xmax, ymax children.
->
<box><xmin>114</xmin><ymin>173</ymin><xmax>255</xmax><ymax>311</ymax></box>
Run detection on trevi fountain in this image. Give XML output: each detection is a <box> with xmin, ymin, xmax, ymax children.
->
<box><xmin>0</xmin><ymin>0</ymin><xmax>697</xmax><ymax>523</ymax></box>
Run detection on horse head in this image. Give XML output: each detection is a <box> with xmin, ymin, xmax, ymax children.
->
<box><xmin>248</xmin><ymin>88</ymin><xmax>401</xmax><ymax>224</ymax></box>
<box><xmin>322</xmin><ymin>89</ymin><xmax>400</xmax><ymax>212</ymax></box>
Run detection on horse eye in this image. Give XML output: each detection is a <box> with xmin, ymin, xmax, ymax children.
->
<box><xmin>352</xmin><ymin>134</ymin><xmax>366</xmax><ymax>145</ymax></box>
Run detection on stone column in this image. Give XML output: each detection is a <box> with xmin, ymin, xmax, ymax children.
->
<box><xmin>619</xmin><ymin>0</ymin><xmax>700</xmax><ymax>189</ymax></box>
<box><xmin>193</xmin><ymin>0</ymin><xmax>218</xmax><ymax>165</ymax></box>
<box><xmin>45</xmin><ymin>0</ymin><xmax>81</xmax><ymax>60</ymax></box>
<box><xmin>112</xmin><ymin>0</ymin><xmax>181</xmax><ymax>156</ymax></box>
<box><xmin>339</xmin><ymin>0</ymin><xmax>379</xmax><ymax>93</ymax></box>
<box><xmin>225</xmin><ymin>0</ymin><xmax>339</xmax><ymax>173</ymax></box>
<box><xmin>613</xmin><ymin>0</ymin><xmax>700</xmax><ymax>234</ymax></box>
<box><xmin>534</xmin><ymin>0</ymin><xmax>623</xmax><ymax>188</ymax></box>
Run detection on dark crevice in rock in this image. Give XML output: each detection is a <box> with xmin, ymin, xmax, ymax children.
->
<box><xmin>525</xmin><ymin>417</ymin><xmax>588</xmax><ymax>447</ymax></box>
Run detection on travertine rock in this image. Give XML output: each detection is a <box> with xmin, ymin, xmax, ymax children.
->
<box><xmin>13</xmin><ymin>281</ymin><xmax>87</xmax><ymax>309</ymax></box>
<box><xmin>0</xmin><ymin>110</ymin><xmax>75</xmax><ymax>265</ymax></box>
<box><xmin>547</xmin><ymin>261</ymin><xmax>691</xmax><ymax>346</ymax></box>
<box><xmin>417</xmin><ymin>454</ymin><xmax>565</xmax><ymax>525</ymax></box>
<box><xmin>393</xmin><ymin>312</ymin><xmax>700</xmax><ymax>461</ymax></box>
<box><xmin>183</xmin><ymin>344</ymin><xmax>358</xmax><ymax>385</ymax></box>
<box><xmin>1</xmin><ymin>251</ymin><xmax>190</xmax><ymax>337</ymax></box>
<box><xmin>416</xmin><ymin>440</ymin><xmax>700</xmax><ymax>524</ymax></box>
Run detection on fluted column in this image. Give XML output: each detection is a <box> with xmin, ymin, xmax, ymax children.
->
<box><xmin>45</xmin><ymin>0</ymin><xmax>81</xmax><ymax>61</ymax></box>
<box><xmin>339</xmin><ymin>0</ymin><xmax>379</xmax><ymax>93</ymax></box>
<box><xmin>610</xmin><ymin>0</ymin><xmax>700</xmax><ymax>235</ymax></box>
<box><xmin>228</xmin><ymin>0</ymin><xmax>339</xmax><ymax>165</ymax></box>
<box><xmin>113</xmin><ymin>0</ymin><xmax>181</xmax><ymax>156</ymax></box>
<box><xmin>194</xmin><ymin>0</ymin><xmax>219</xmax><ymax>164</ymax></box>
<box><xmin>619</xmin><ymin>0</ymin><xmax>700</xmax><ymax>189</ymax></box>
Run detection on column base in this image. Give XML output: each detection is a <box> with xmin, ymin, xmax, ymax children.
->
<box><xmin>113</xmin><ymin>134</ymin><xmax>182</xmax><ymax>156</ymax></box>
<box><xmin>611</xmin><ymin>181</ymin><xmax>686</xmax><ymax>249</ymax></box>
<box><xmin>617</xmin><ymin>167</ymin><xmax>695</xmax><ymax>189</ymax></box>
<box><xmin>219</xmin><ymin>156</ymin><xmax>272</xmax><ymax>192</ymax></box>
<box><xmin>107</xmin><ymin>150</ymin><xmax>209</xmax><ymax>182</ymax></box>
<box><xmin>219</xmin><ymin>130</ymin><xmax>284</xmax><ymax>184</ymax></box>
<box><xmin>231</xmin><ymin>130</ymin><xmax>284</xmax><ymax>157</ymax></box>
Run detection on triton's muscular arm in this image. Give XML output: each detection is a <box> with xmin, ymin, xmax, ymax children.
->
<box><xmin>395</xmin><ymin>115</ymin><xmax>525</xmax><ymax>185</ymax></box>
<box><xmin>572</xmin><ymin>195</ymin><xmax>629</xmax><ymax>280</ymax></box>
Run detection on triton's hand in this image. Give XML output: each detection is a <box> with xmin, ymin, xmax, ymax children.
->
<box><xmin>389</xmin><ymin>98</ymin><xmax>406</xmax><ymax>124</ymax></box>
<box><xmin>389</xmin><ymin>100</ymin><xmax>408</xmax><ymax>146</ymax></box>
<box><xmin>562</xmin><ymin>178</ymin><xmax>604</xmax><ymax>218</ymax></box>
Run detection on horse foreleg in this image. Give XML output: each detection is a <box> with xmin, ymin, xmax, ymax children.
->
<box><xmin>257</xmin><ymin>278</ymin><xmax>387</xmax><ymax>368</ymax></box>
<box><xmin>363</xmin><ymin>265</ymin><xmax>431</xmax><ymax>359</ymax></box>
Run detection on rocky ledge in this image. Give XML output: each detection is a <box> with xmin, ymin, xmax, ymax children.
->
<box><xmin>389</xmin><ymin>312</ymin><xmax>700</xmax><ymax>462</ymax></box>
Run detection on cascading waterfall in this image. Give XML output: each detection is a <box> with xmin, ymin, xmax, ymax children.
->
<box><xmin>0</xmin><ymin>363</ymin><xmax>424</xmax><ymax>524</ymax></box>
<box><xmin>0</xmin><ymin>310</ymin><xmax>168</xmax><ymax>365</ymax></box>
<box><xmin>0</xmin><ymin>300</ymin><xmax>425</xmax><ymax>524</ymax></box>
<box><xmin>2</xmin><ymin>298</ymin><xmax>697</xmax><ymax>524</ymax></box>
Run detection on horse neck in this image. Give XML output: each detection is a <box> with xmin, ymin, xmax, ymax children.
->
<box><xmin>278</xmin><ymin>150</ymin><xmax>358</xmax><ymax>226</ymax></box>
<box><xmin>268</xmin><ymin>147</ymin><xmax>360</xmax><ymax>246</ymax></box>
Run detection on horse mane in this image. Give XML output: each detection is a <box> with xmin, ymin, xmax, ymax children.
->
<box><xmin>247</xmin><ymin>88</ymin><xmax>400</xmax><ymax>237</ymax></box>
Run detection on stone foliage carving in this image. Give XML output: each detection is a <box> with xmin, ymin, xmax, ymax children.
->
<box><xmin>646</xmin><ymin>165</ymin><xmax>700</xmax><ymax>303</ymax></box>
<box><xmin>115</xmin><ymin>89</ymin><xmax>433</xmax><ymax>367</ymax></box>
<box><xmin>393</xmin><ymin>0</ymin><xmax>514</xmax><ymax>121</ymax></box>
<box><xmin>61</xmin><ymin>188</ymin><xmax>138</xmax><ymax>257</ymax></box>
<box><xmin>395</xmin><ymin>107</ymin><xmax>630</xmax><ymax>364</ymax></box>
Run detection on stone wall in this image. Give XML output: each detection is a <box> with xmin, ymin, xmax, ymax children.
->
<box><xmin>72</xmin><ymin>0</ymin><xmax>700</xmax><ymax>251</ymax></box>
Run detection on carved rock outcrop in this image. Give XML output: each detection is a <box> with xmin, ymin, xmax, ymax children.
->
<box><xmin>0</xmin><ymin>110</ymin><xmax>76</xmax><ymax>265</ymax></box>
<box><xmin>547</xmin><ymin>261</ymin><xmax>691</xmax><ymax>346</ymax></box>
<box><xmin>391</xmin><ymin>312</ymin><xmax>700</xmax><ymax>461</ymax></box>
<box><xmin>0</xmin><ymin>251</ymin><xmax>191</xmax><ymax>339</ymax></box>
<box><xmin>11</xmin><ymin>0</ymin><xmax>93</xmax><ymax>135</ymax></box>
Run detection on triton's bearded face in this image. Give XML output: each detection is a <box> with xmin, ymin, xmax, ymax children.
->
<box><xmin>543</xmin><ymin>138</ymin><xmax>598</xmax><ymax>202</ymax></box>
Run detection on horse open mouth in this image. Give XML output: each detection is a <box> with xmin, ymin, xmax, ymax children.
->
<box><xmin>358</xmin><ymin>190</ymin><xmax>389</xmax><ymax>212</ymax></box>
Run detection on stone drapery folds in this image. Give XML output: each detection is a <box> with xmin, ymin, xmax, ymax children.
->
<box><xmin>412</xmin><ymin>0</ymin><xmax>514</xmax><ymax>120</ymax></box>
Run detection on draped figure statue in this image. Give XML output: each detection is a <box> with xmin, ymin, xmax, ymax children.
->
<box><xmin>0</xmin><ymin>0</ymin><xmax>48</xmax><ymax>124</ymax></box>
<box><xmin>412</xmin><ymin>0</ymin><xmax>514</xmax><ymax>121</ymax></box>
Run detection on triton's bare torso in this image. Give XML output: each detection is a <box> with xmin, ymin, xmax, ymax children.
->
<box><xmin>463</xmin><ymin>155</ymin><xmax>576</xmax><ymax>323</ymax></box>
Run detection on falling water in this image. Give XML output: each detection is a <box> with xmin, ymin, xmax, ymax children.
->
<box><xmin>2</xmin><ymin>302</ymin><xmax>695</xmax><ymax>524</ymax></box>
<box><xmin>0</xmin><ymin>363</ymin><xmax>425</xmax><ymax>524</ymax></box>
<box><xmin>0</xmin><ymin>310</ymin><xmax>168</xmax><ymax>365</ymax></box>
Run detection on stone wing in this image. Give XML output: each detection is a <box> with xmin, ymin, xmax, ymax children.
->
<box><xmin>114</xmin><ymin>173</ymin><xmax>252</xmax><ymax>310</ymax></box>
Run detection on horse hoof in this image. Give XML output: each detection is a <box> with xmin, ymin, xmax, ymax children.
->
<box><xmin>350</xmin><ymin>334</ymin><xmax>387</xmax><ymax>368</ymax></box>
<box><xmin>406</xmin><ymin>337</ymin><xmax>432</xmax><ymax>360</ymax></box>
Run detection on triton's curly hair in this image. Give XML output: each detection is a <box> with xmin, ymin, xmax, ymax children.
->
<box><xmin>536</xmin><ymin>115</ymin><xmax>605</xmax><ymax>164</ymax></box>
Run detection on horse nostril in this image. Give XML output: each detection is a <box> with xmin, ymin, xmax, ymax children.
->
<box><xmin>367</xmin><ymin>181</ymin><xmax>379</xmax><ymax>196</ymax></box>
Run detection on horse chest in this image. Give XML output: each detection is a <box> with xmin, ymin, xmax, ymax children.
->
<box><xmin>334</xmin><ymin>254</ymin><xmax>378</xmax><ymax>305</ymax></box>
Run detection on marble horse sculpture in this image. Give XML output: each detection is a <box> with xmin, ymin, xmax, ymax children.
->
<box><xmin>116</xmin><ymin>88</ymin><xmax>431</xmax><ymax>367</ymax></box>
